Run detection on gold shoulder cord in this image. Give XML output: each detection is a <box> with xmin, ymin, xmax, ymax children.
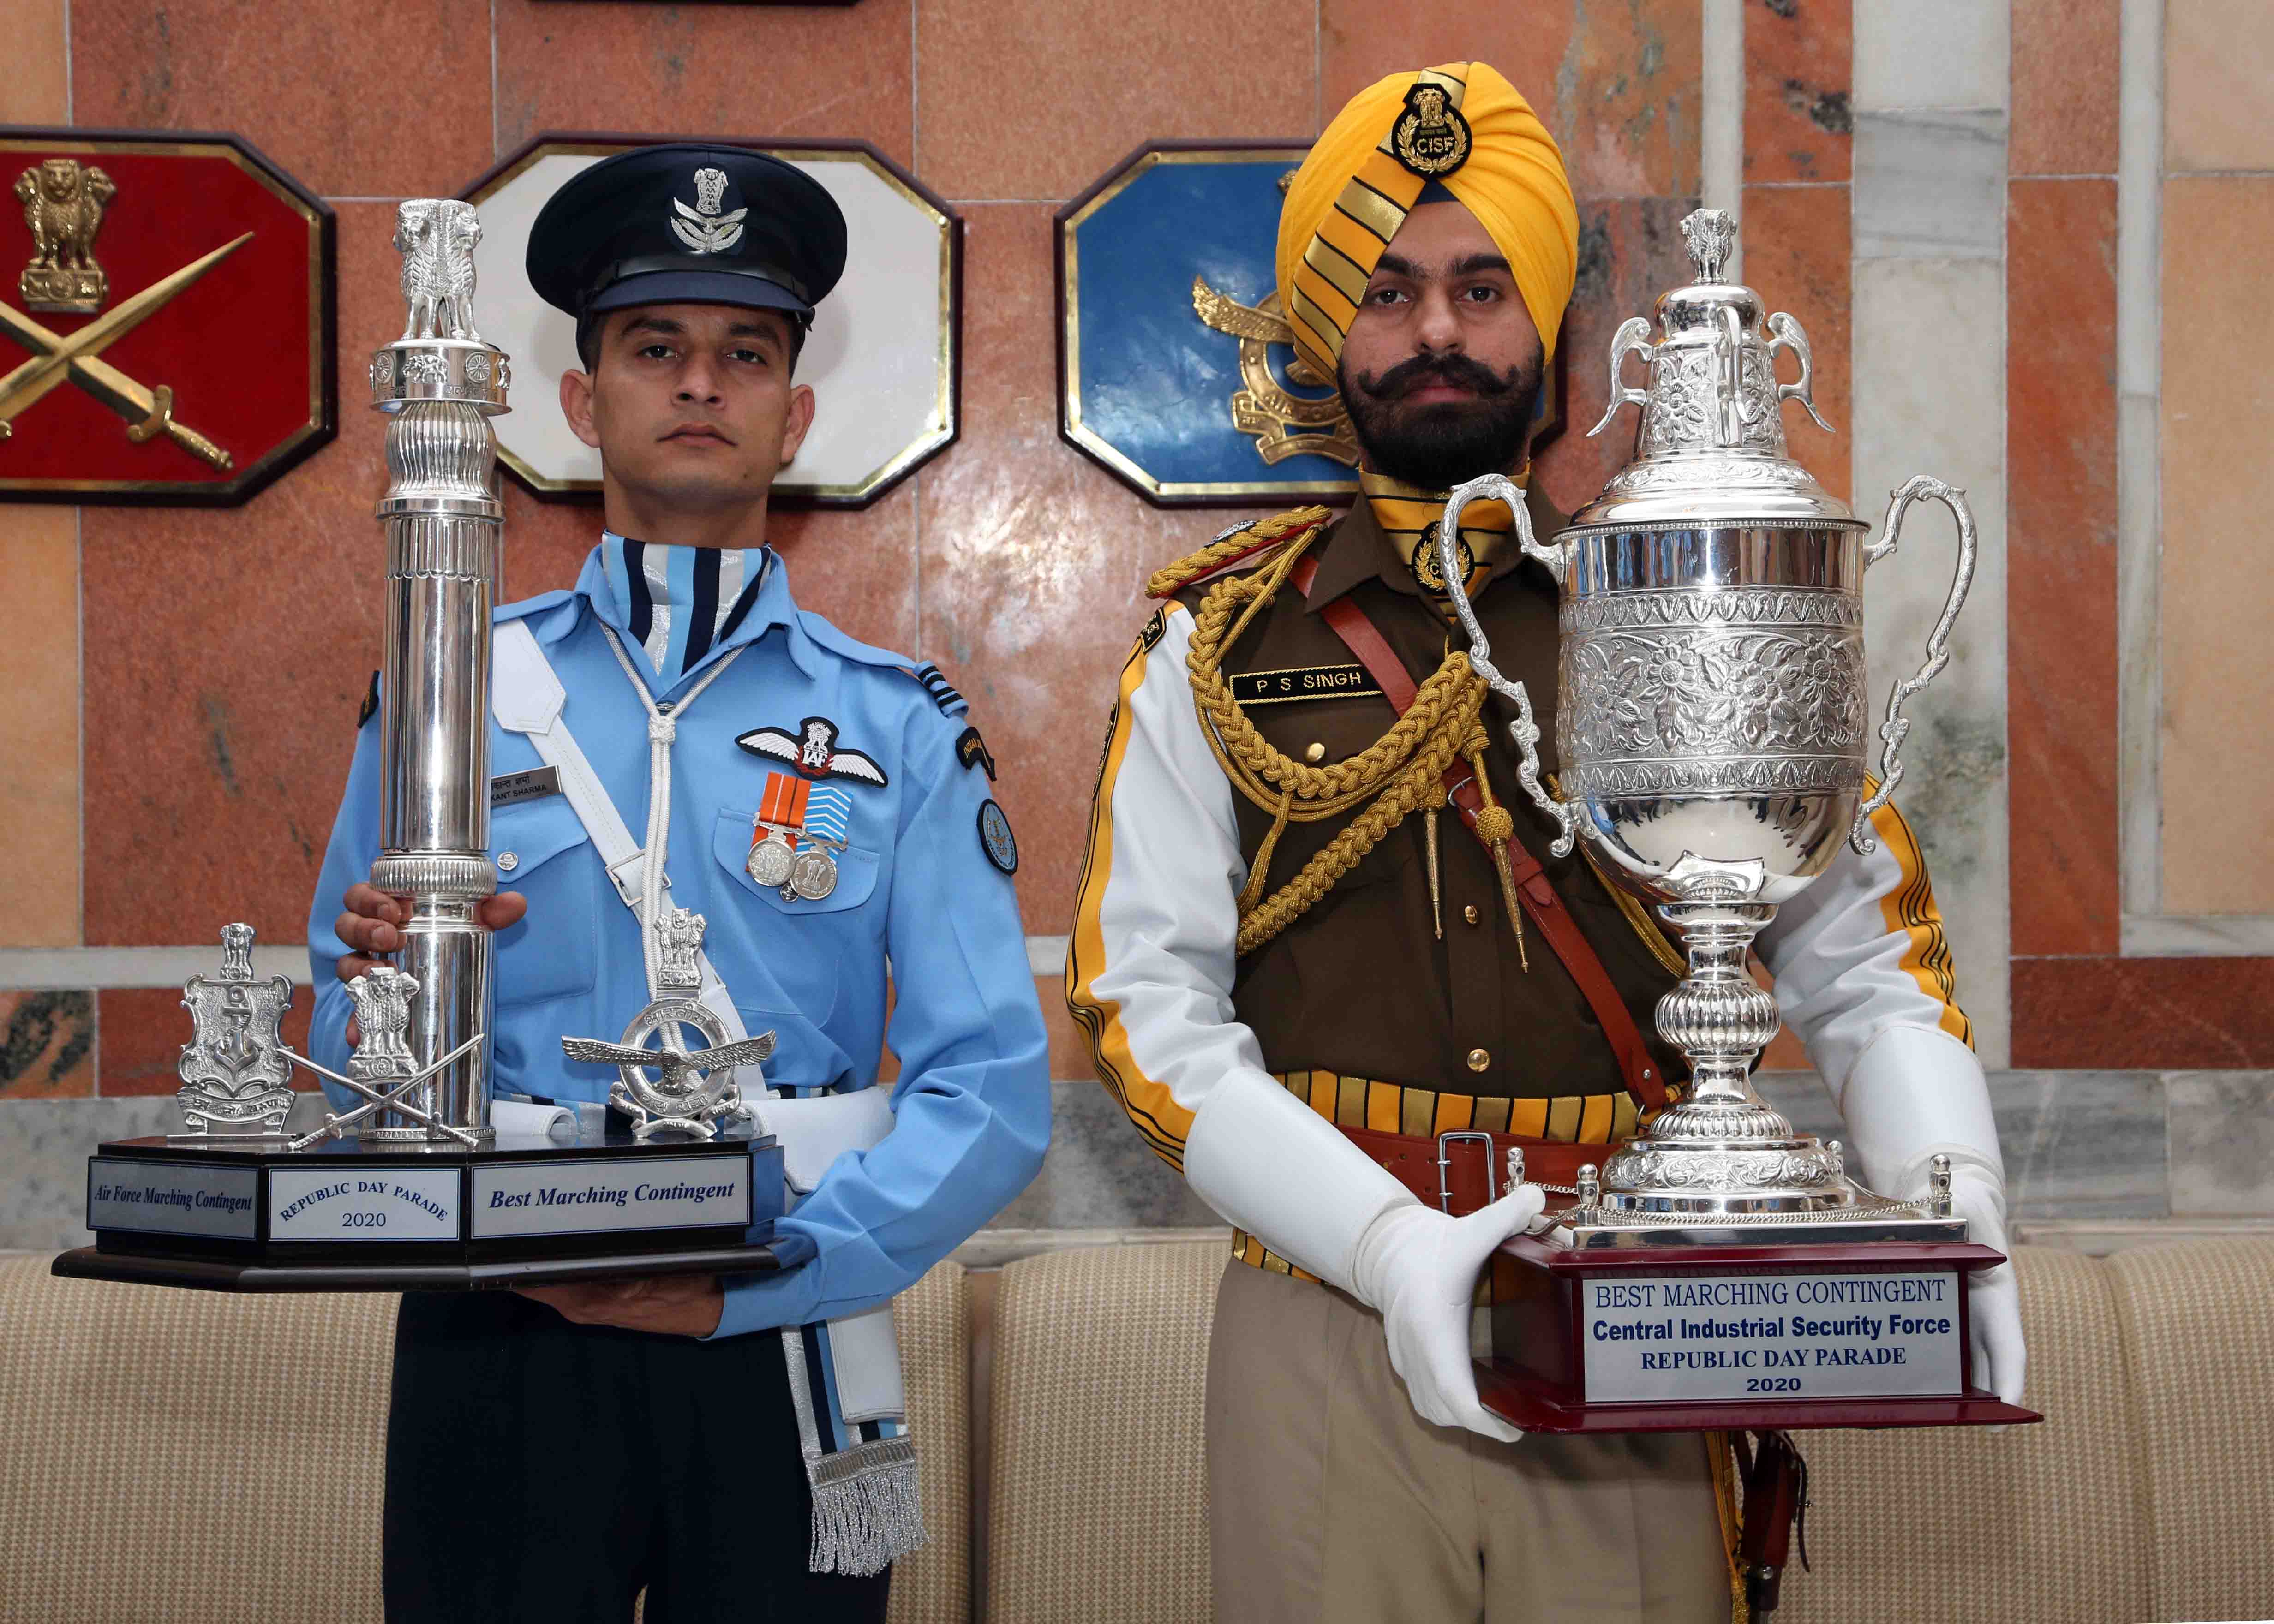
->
<box><xmin>1155</xmin><ymin>508</ymin><xmax>1496</xmax><ymax>957</ymax></box>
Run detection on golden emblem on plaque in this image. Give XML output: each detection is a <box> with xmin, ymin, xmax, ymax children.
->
<box><xmin>1190</xmin><ymin>275</ymin><xmax>1360</xmax><ymax>468</ymax></box>
<box><xmin>1392</xmin><ymin>84</ymin><xmax>1471</xmax><ymax>179</ymax></box>
<box><xmin>14</xmin><ymin>157</ymin><xmax>116</xmax><ymax>313</ymax></box>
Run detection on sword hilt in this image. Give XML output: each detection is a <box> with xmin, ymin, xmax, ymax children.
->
<box><xmin>166</xmin><ymin>417</ymin><xmax>232</xmax><ymax>470</ymax></box>
<box><xmin>123</xmin><ymin>384</ymin><xmax>232</xmax><ymax>469</ymax></box>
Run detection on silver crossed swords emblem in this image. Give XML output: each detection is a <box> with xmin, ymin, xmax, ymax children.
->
<box><xmin>0</xmin><ymin>231</ymin><xmax>248</xmax><ymax>467</ymax></box>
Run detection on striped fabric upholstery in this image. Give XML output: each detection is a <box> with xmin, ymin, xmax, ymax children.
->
<box><xmin>987</xmin><ymin>1242</ymin><xmax>1222</xmax><ymax>1624</ymax></box>
<box><xmin>1774</xmin><ymin>1248</ymin><xmax>2149</xmax><ymax>1624</ymax></box>
<box><xmin>2106</xmin><ymin>1236</ymin><xmax>2274</xmax><ymax>1623</ymax></box>
<box><xmin>0</xmin><ymin>1254</ymin><xmax>968</xmax><ymax>1624</ymax></box>
<box><xmin>0</xmin><ymin>1252</ymin><xmax>397</xmax><ymax>1622</ymax></box>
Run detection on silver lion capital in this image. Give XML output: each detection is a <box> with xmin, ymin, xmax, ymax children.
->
<box><xmin>358</xmin><ymin>199</ymin><xmax>512</xmax><ymax>1144</ymax></box>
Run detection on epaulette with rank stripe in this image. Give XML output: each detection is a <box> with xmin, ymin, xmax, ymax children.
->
<box><xmin>1145</xmin><ymin>506</ymin><xmax>1334</xmax><ymax>599</ymax></box>
<box><xmin>913</xmin><ymin>662</ymin><xmax>968</xmax><ymax>717</ymax></box>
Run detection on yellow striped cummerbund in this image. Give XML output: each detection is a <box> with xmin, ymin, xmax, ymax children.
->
<box><xmin>1229</xmin><ymin>1072</ymin><xmax>1640</xmax><ymax>1278</ymax></box>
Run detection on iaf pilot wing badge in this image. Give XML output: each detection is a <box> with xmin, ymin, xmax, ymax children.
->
<box><xmin>736</xmin><ymin>716</ymin><xmax>890</xmax><ymax>787</ymax></box>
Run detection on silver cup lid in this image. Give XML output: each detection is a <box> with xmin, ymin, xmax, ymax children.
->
<box><xmin>1560</xmin><ymin>209</ymin><xmax>1862</xmax><ymax>536</ymax></box>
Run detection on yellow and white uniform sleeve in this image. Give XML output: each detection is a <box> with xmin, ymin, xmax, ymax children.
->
<box><xmin>1065</xmin><ymin>604</ymin><xmax>1413</xmax><ymax>1290</ymax></box>
<box><xmin>1755</xmin><ymin>794</ymin><xmax>2001</xmax><ymax>1195</ymax></box>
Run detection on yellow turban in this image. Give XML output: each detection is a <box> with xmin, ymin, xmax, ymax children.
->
<box><xmin>1276</xmin><ymin>62</ymin><xmax>1580</xmax><ymax>383</ymax></box>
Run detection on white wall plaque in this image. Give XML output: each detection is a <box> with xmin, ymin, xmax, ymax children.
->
<box><xmin>1582</xmin><ymin>1268</ymin><xmax>1966</xmax><ymax>1403</ymax></box>
<box><xmin>269</xmin><ymin>1166</ymin><xmax>462</xmax><ymax>1242</ymax></box>
<box><xmin>88</xmin><ymin>1159</ymin><xmax>259</xmax><ymax>1240</ymax></box>
<box><xmin>464</xmin><ymin>137</ymin><xmax>958</xmax><ymax>507</ymax></box>
<box><xmin>470</xmin><ymin>1155</ymin><xmax>751</xmax><ymax>1239</ymax></box>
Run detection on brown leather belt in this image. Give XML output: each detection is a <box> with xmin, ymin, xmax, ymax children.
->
<box><xmin>1341</xmin><ymin>1122</ymin><xmax>1631</xmax><ymax>1217</ymax></box>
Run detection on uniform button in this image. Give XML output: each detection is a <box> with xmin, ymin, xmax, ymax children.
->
<box><xmin>1463</xmin><ymin>904</ymin><xmax>1481</xmax><ymax>925</ymax></box>
<box><xmin>1304</xmin><ymin>741</ymin><xmax>1326</xmax><ymax>763</ymax></box>
<box><xmin>1466</xmin><ymin>1047</ymin><xmax>1490</xmax><ymax>1072</ymax></box>
<box><xmin>497</xmin><ymin>852</ymin><xmax>519</xmax><ymax>873</ymax></box>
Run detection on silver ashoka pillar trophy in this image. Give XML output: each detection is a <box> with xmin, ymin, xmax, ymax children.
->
<box><xmin>362</xmin><ymin>199</ymin><xmax>512</xmax><ymax>1144</ymax></box>
<box><xmin>1437</xmin><ymin>207</ymin><xmax>1976</xmax><ymax>1224</ymax></box>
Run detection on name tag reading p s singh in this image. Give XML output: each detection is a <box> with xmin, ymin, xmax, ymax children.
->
<box><xmin>491</xmin><ymin>765</ymin><xmax>563</xmax><ymax>807</ymax></box>
<box><xmin>1230</xmin><ymin>663</ymin><xmax>1386</xmax><ymax>707</ymax></box>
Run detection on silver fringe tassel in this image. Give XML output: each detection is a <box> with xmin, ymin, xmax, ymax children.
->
<box><xmin>782</xmin><ymin>1326</ymin><xmax>928</xmax><ymax>1577</ymax></box>
<box><xmin>808</xmin><ymin>1434</ymin><xmax>927</xmax><ymax>1576</ymax></box>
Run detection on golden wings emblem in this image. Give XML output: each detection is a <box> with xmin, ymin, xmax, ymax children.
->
<box><xmin>1189</xmin><ymin>275</ymin><xmax>1358</xmax><ymax>468</ymax></box>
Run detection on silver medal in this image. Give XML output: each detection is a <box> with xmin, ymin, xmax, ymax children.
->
<box><xmin>746</xmin><ymin>828</ymin><xmax>795</xmax><ymax>888</ymax></box>
<box><xmin>788</xmin><ymin>844</ymin><xmax>839</xmax><ymax>901</ymax></box>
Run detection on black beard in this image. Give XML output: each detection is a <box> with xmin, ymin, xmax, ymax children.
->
<box><xmin>1339</xmin><ymin>349</ymin><xmax>1542</xmax><ymax>490</ymax></box>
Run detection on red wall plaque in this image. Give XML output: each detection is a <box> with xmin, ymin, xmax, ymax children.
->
<box><xmin>0</xmin><ymin>128</ymin><xmax>335</xmax><ymax>505</ymax></box>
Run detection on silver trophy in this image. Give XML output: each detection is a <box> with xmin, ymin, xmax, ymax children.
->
<box><xmin>174</xmin><ymin>924</ymin><xmax>296</xmax><ymax>1137</ymax></box>
<box><xmin>1438</xmin><ymin>208</ymin><xmax>1975</xmax><ymax>1226</ymax></box>
<box><xmin>562</xmin><ymin>908</ymin><xmax>775</xmax><ymax>1140</ymax></box>
<box><xmin>171</xmin><ymin>201</ymin><xmax>510</xmax><ymax>1147</ymax></box>
<box><xmin>356</xmin><ymin>198</ymin><xmax>511</xmax><ymax>1144</ymax></box>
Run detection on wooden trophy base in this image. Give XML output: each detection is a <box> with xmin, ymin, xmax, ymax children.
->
<box><xmin>1478</xmin><ymin>1230</ymin><xmax>2041</xmax><ymax>1434</ymax></box>
<box><xmin>55</xmin><ymin>1127</ymin><xmax>806</xmax><ymax>1294</ymax></box>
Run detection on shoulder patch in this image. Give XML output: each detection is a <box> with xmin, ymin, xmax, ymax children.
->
<box><xmin>955</xmin><ymin>725</ymin><xmax>997</xmax><ymax>781</ymax></box>
<box><xmin>977</xmin><ymin>800</ymin><xmax>1018</xmax><ymax>874</ymax></box>
<box><xmin>356</xmin><ymin>669</ymin><xmax>380</xmax><ymax>730</ymax></box>
<box><xmin>1137</xmin><ymin>607</ymin><xmax>1167</xmax><ymax>653</ymax></box>
<box><xmin>913</xmin><ymin>662</ymin><xmax>969</xmax><ymax>718</ymax></box>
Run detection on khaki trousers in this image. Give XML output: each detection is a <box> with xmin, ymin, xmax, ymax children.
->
<box><xmin>1206</xmin><ymin>1260</ymin><xmax>1729</xmax><ymax>1624</ymax></box>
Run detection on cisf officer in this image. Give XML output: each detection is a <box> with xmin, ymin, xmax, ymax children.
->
<box><xmin>1068</xmin><ymin>64</ymin><xmax>2022</xmax><ymax>1624</ymax></box>
<box><xmin>309</xmin><ymin>145</ymin><xmax>1050</xmax><ymax>1623</ymax></box>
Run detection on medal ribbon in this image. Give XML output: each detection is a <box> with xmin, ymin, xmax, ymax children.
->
<box><xmin>759</xmin><ymin>771</ymin><xmax>811</xmax><ymax>845</ymax></box>
<box><xmin>805</xmin><ymin>784</ymin><xmax>852</xmax><ymax>848</ymax></box>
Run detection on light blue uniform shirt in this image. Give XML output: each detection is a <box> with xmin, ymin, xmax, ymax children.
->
<box><xmin>307</xmin><ymin>543</ymin><xmax>1051</xmax><ymax>1338</ymax></box>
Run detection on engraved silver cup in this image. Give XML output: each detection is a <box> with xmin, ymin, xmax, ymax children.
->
<box><xmin>1436</xmin><ymin>209</ymin><xmax>1976</xmax><ymax>1218</ymax></box>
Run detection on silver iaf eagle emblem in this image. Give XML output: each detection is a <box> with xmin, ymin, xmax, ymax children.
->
<box><xmin>671</xmin><ymin>167</ymin><xmax>748</xmax><ymax>256</ymax></box>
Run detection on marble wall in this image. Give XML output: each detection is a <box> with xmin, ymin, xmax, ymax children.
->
<box><xmin>3</xmin><ymin>0</ymin><xmax>2271</xmax><ymax>1249</ymax></box>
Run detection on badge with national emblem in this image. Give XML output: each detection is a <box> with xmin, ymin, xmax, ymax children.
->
<box><xmin>0</xmin><ymin>130</ymin><xmax>335</xmax><ymax>504</ymax></box>
<box><xmin>1390</xmin><ymin>81</ymin><xmax>1472</xmax><ymax>178</ymax></box>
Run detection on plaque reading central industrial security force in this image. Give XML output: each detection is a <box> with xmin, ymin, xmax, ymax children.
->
<box><xmin>55</xmin><ymin>1128</ymin><xmax>799</xmax><ymax>1292</ymax></box>
<box><xmin>1475</xmin><ymin>1233</ymin><xmax>2038</xmax><ymax>1434</ymax></box>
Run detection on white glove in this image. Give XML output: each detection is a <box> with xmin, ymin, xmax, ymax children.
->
<box><xmin>1836</xmin><ymin>1025</ymin><xmax>2026</xmax><ymax>1409</ymax></box>
<box><xmin>1349</xmin><ymin>1187</ymin><xmax>1550</xmax><ymax>1442</ymax></box>
<box><xmin>1905</xmin><ymin>1159</ymin><xmax>2025</xmax><ymax>1408</ymax></box>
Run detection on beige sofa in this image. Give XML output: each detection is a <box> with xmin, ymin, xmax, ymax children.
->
<box><xmin>3</xmin><ymin>1239</ymin><xmax>2270</xmax><ymax>1622</ymax></box>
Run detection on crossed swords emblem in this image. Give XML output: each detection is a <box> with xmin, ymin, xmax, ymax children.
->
<box><xmin>0</xmin><ymin>230</ymin><xmax>249</xmax><ymax>469</ymax></box>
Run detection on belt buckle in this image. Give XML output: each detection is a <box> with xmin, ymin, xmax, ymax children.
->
<box><xmin>1434</xmin><ymin>1129</ymin><xmax>1497</xmax><ymax>1214</ymax></box>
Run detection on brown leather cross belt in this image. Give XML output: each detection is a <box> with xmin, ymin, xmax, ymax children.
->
<box><xmin>1288</xmin><ymin>553</ymin><xmax>1668</xmax><ymax>1117</ymax></box>
<box><xmin>1340</xmin><ymin>1122</ymin><xmax>1630</xmax><ymax>1217</ymax></box>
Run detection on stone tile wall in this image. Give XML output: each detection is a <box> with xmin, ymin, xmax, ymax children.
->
<box><xmin>3</xmin><ymin>0</ymin><xmax>2271</xmax><ymax>1248</ymax></box>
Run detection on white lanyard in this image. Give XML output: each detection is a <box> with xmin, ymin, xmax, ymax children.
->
<box><xmin>598</xmin><ymin>625</ymin><xmax>744</xmax><ymax>999</ymax></box>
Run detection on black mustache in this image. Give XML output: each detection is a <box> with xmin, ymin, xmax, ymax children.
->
<box><xmin>1359</xmin><ymin>352</ymin><xmax>1519</xmax><ymax>400</ymax></box>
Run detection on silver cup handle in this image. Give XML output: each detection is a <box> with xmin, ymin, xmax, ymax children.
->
<box><xmin>1437</xmin><ymin>474</ymin><xmax>1582</xmax><ymax>857</ymax></box>
<box><xmin>1850</xmin><ymin>474</ymin><xmax>1978</xmax><ymax>854</ymax></box>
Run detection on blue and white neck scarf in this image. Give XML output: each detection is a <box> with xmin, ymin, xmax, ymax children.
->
<box><xmin>599</xmin><ymin>532</ymin><xmax>766</xmax><ymax>682</ymax></box>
